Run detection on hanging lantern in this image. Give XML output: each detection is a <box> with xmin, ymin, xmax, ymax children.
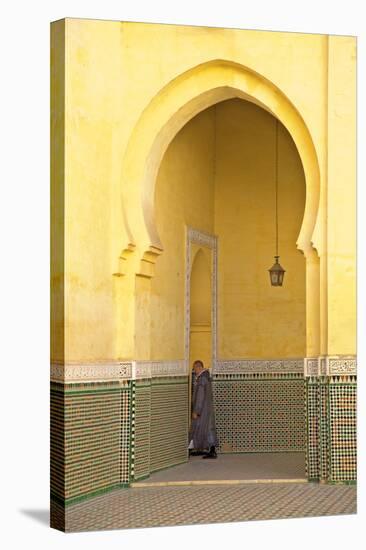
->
<box><xmin>269</xmin><ymin>255</ymin><xmax>285</xmax><ymax>286</ymax></box>
<box><xmin>268</xmin><ymin>119</ymin><xmax>286</xmax><ymax>286</ymax></box>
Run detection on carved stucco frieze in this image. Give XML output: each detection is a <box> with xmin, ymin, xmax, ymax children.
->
<box><xmin>303</xmin><ymin>355</ymin><xmax>357</xmax><ymax>377</ymax></box>
<box><xmin>304</xmin><ymin>357</ymin><xmax>319</xmax><ymax>377</ymax></box>
<box><xmin>215</xmin><ymin>358</ymin><xmax>304</xmax><ymax>375</ymax></box>
<box><xmin>50</xmin><ymin>361</ymin><xmax>133</xmax><ymax>382</ymax></box>
<box><xmin>134</xmin><ymin>360</ymin><xmax>187</xmax><ymax>378</ymax></box>
<box><xmin>328</xmin><ymin>356</ymin><xmax>357</xmax><ymax>376</ymax></box>
<box><xmin>187</xmin><ymin>227</ymin><xmax>217</xmax><ymax>249</ymax></box>
<box><xmin>51</xmin><ymin>360</ymin><xmax>188</xmax><ymax>382</ymax></box>
<box><xmin>319</xmin><ymin>356</ymin><xmax>327</xmax><ymax>376</ymax></box>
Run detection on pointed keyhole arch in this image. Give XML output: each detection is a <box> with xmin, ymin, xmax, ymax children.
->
<box><xmin>118</xmin><ymin>59</ymin><xmax>321</xmax><ymax>270</ymax></box>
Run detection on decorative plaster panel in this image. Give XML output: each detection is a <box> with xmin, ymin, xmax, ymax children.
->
<box><xmin>51</xmin><ymin>360</ymin><xmax>188</xmax><ymax>382</ymax></box>
<box><xmin>304</xmin><ymin>357</ymin><xmax>319</xmax><ymax>377</ymax></box>
<box><xmin>135</xmin><ymin>360</ymin><xmax>187</xmax><ymax>378</ymax></box>
<box><xmin>328</xmin><ymin>356</ymin><xmax>357</xmax><ymax>376</ymax></box>
<box><xmin>132</xmin><ymin>362</ymin><xmax>151</xmax><ymax>380</ymax></box>
<box><xmin>215</xmin><ymin>358</ymin><xmax>304</xmax><ymax>375</ymax></box>
<box><xmin>187</xmin><ymin>227</ymin><xmax>217</xmax><ymax>249</ymax></box>
<box><xmin>319</xmin><ymin>356</ymin><xmax>327</xmax><ymax>376</ymax></box>
<box><xmin>50</xmin><ymin>362</ymin><xmax>133</xmax><ymax>382</ymax></box>
<box><xmin>304</xmin><ymin>355</ymin><xmax>357</xmax><ymax>377</ymax></box>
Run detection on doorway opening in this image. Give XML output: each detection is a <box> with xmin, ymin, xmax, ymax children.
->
<box><xmin>188</xmin><ymin>244</ymin><xmax>214</xmax><ymax>414</ymax></box>
<box><xmin>149</xmin><ymin>97</ymin><xmax>307</xmax><ymax>483</ymax></box>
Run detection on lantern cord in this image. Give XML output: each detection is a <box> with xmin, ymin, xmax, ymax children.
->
<box><xmin>275</xmin><ymin>118</ymin><xmax>279</xmax><ymax>257</ymax></box>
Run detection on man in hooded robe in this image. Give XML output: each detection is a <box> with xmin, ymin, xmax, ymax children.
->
<box><xmin>188</xmin><ymin>360</ymin><xmax>218</xmax><ymax>459</ymax></box>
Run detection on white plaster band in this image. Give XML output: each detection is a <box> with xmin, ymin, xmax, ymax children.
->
<box><xmin>304</xmin><ymin>356</ymin><xmax>357</xmax><ymax>377</ymax></box>
<box><xmin>50</xmin><ymin>362</ymin><xmax>133</xmax><ymax>382</ymax></box>
<box><xmin>51</xmin><ymin>356</ymin><xmax>357</xmax><ymax>382</ymax></box>
<box><xmin>51</xmin><ymin>360</ymin><xmax>188</xmax><ymax>382</ymax></box>
<box><xmin>215</xmin><ymin>358</ymin><xmax>304</xmax><ymax>375</ymax></box>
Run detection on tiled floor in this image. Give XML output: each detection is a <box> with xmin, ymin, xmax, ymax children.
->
<box><xmin>65</xmin><ymin>482</ymin><xmax>356</xmax><ymax>532</ymax></box>
<box><xmin>133</xmin><ymin>452</ymin><xmax>306</xmax><ymax>484</ymax></box>
<box><xmin>63</xmin><ymin>454</ymin><xmax>356</xmax><ymax>532</ymax></box>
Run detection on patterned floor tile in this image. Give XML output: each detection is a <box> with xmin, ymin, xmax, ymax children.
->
<box><xmin>65</xmin><ymin>482</ymin><xmax>356</xmax><ymax>532</ymax></box>
<box><xmin>133</xmin><ymin>452</ymin><xmax>306</xmax><ymax>483</ymax></box>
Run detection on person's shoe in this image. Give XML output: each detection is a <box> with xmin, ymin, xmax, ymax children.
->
<box><xmin>202</xmin><ymin>447</ymin><xmax>217</xmax><ymax>459</ymax></box>
<box><xmin>189</xmin><ymin>449</ymin><xmax>206</xmax><ymax>456</ymax></box>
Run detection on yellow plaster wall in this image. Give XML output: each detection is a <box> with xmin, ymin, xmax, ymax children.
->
<box><xmin>214</xmin><ymin>100</ymin><xmax>306</xmax><ymax>358</ymax></box>
<box><xmin>327</xmin><ymin>36</ymin><xmax>357</xmax><ymax>355</ymax></box>
<box><xmin>151</xmin><ymin>108</ymin><xmax>215</xmax><ymax>360</ymax></box>
<box><xmin>53</xmin><ymin>18</ymin><xmax>356</xmax><ymax>363</ymax></box>
<box><xmin>51</xmin><ymin>19</ymin><xmax>65</xmax><ymax>363</ymax></box>
<box><xmin>63</xmin><ymin>19</ymin><xmax>126</xmax><ymax>362</ymax></box>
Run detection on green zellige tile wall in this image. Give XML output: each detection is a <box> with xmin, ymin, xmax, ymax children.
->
<box><xmin>51</xmin><ymin>382</ymin><xmax>131</xmax><ymax>503</ymax></box>
<box><xmin>150</xmin><ymin>378</ymin><xmax>189</xmax><ymax>472</ymax></box>
<box><xmin>214</xmin><ymin>377</ymin><xmax>306</xmax><ymax>453</ymax></box>
<box><xmin>133</xmin><ymin>382</ymin><xmax>151</xmax><ymax>480</ymax></box>
<box><xmin>328</xmin><ymin>382</ymin><xmax>357</xmax><ymax>482</ymax></box>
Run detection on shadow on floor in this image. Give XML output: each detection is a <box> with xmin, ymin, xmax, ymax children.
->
<box><xmin>19</xmin><ymin>509</ymin><xmax>49</xmax><ymax>527</ymax></box>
